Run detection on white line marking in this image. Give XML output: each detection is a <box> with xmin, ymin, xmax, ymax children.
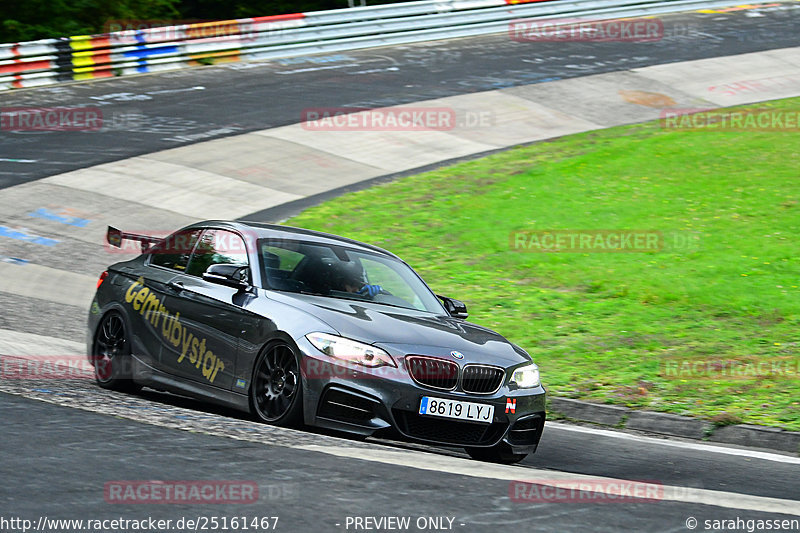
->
<box><xmin>300</xmin><ymin>445</ymin><xmax>800</xmax><ymax>516</ymax></box>
<box><xmin>547</xmin><ymin>422</ymin><xmax>800</xmax><ymax>464</ymax></box>
<box><xmin>275</xmin><ymin>64</ymin><xmax>360</xmax><ymax>74</ymax></box>
<box><xmin>349</xmin><ymin>67</ymin><xmax>400</xmax><ymax>75</ymax></box>
<box><xmin>145</xmin><ymin>86</ymin><xmax>205</xmax><ymax>95</ymax></box>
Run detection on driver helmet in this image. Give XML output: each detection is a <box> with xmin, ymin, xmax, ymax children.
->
<box><xmin>330</xmin><ymin>260</ymin><xmax>366</xmax><ymax>292</ymax></box>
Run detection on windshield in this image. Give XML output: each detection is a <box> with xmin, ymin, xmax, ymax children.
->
<box><xmin>257</xmin><ymin>238</ymin><xmax>445</xmax><ymax>314</ymax></box>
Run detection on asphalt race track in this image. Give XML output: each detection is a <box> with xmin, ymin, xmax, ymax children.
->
<box><xmin>2</xmin><ymin>384</ymin><xmax>800</xmax><ymax>532</ymax></box>
<box><xmin>2</xmin><ymin>3</ymin><xmax>800</xmax><ymax>532</ymax></box>
<box><xmin>1</xmin><ymin>5</ymin><xmax>799</xmax><ymax>188</ymax></box>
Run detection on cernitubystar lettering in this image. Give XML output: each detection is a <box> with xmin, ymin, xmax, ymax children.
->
<box><xmin>125</xmin><ymin>277</ymin><xmax>224</xmax><ymax>383</ymax></box>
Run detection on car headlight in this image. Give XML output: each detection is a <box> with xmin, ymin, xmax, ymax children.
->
<box><xmin>306</xmin><ymin>332</ymin><xmax>396</xmax><ymax>368</ymax></box>
<box><xmin>510</xmin><ymin>362</ymin><xmax>540</xmax><ymax>388</ymax></box>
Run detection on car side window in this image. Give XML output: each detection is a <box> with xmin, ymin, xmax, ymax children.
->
<box><xmin>149</xmin><ymin>229</ymin><xmax>202</xmax><ymax>272</ymax></box>
<box><xmin>361</xmin><ymin>257</ymin><xmax>422</xmax><ymax>309</ymax></box>
<box><xmin>186</xmin><ymin>229</ymin><xmax>249</xmax><ymax>277</ymax></box>
<box><xmin>261</xmin><ymin>245</ymin><xmax>304</xmax><ymax>272</ymax></box>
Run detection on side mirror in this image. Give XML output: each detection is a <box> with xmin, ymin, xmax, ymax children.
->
<box><xmin>203</xmin><ymin>264</ymin><xmax>251</xmax><ymax>290</ymax></box>
<box><xmin>437</xmin><ymin>295</ymin><xmax>468</xmax><ymax>319</ymax></box>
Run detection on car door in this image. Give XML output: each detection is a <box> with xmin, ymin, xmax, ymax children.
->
<box><xmin>122</xmin><ymin>228</ymin><xmax>202</xmax><ymax>372</ymax></box>
<box><xmin>159</xmin><ymin>228</ymin><xmax>253</xmax><ymax>391</ymax></box>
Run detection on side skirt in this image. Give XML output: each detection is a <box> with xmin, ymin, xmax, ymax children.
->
<box><xmin>130</xmin><ymin>355</ymin><xmax>251</xmax><ymax>413</ymax></box>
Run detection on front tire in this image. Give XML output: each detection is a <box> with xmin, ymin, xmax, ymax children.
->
<box><xmin>91</xmin><ymin>312</ymin><xmax>141</xmax><ymax>393</ymax></box>
<box><xmin>466</xmin><ymin>443</ymin><xmax>528</xmax><ymax>464</ymax></box>
<box><xmin>250</xmin><ymin>341</ymin><xmax>304</xmax><ymax>427</ymax></box>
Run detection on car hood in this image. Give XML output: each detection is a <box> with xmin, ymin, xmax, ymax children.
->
<box><xmin>266</xmin><ymin>291</ymin><xmax>531</xmax><ymax>367</ymax></box>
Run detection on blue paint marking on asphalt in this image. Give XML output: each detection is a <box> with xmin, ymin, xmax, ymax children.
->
<box><xmin>419</xmin><ymin>396</ymin><xmax>429</xmax><ymax>415</ymax></box>
<box><xmin>0</xmin><ymin>226</ymin><xmax>59</xmax><ymax>246</ymax></box>
<box><xmin>28</xmin><ymin>207</ymin><xmax>90</xmax><ymax>227</ymax></box>
<box><xmin>0</xmin><ymin>256</ymin><xmax>28</xmax><ymax>265</ymax></box>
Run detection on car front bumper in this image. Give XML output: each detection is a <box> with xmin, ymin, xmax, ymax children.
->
<box><xmin>296</xmin><ymin>337</ymin><xmax>546</xmax><ymax>452</ymax></box>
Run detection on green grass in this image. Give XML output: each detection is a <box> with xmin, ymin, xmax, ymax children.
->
<box><xmin>287</xmin><ymin>97</ymin><xmax>800</xmax><ymax>430</ymax></box>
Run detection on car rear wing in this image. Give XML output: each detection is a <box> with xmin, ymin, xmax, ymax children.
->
<box><xmin>106</xmin><ymin>226</ymin><xmax>162</xmax><ymax>252</ymax></box>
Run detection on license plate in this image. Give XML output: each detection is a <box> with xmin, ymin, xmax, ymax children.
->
<box><xmin>418</xmin><ymin>396</ymin><xmax>494</xmax><ymax>424</ymax></box>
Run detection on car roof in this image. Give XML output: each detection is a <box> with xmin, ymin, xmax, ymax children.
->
<box><xmin>184</xmin><ymin>220</ymin><xmax>400</xmax><ymax>259</ymax></box>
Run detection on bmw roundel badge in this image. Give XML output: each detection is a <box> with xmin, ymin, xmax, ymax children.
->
<box><xmin>450</xmin><ymin>350</ymin><xmax>464</xmax><ymax>359</ymax></box>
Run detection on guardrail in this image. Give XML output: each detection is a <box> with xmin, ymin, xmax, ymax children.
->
<box><xmin>0</xmin><ymin>0</ymin><xmax>749</xmax><ymax>92</ymax></box>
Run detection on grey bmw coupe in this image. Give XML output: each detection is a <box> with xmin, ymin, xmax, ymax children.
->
<box><xmin>88</xmin><ymin>221</ymin><xmax>546</xmax><ymax>463</ymax></box>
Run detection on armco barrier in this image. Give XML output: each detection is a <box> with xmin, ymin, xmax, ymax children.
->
<box><xmin>0</xmin><ymin>0</ymin><xmax>751</xmax><ymax>92</ymax></box>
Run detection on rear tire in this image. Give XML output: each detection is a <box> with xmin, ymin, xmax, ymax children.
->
<box><xmin>91</xmin><ymin>312</ymin><xmax>141</xmax><ymax>393</ymax></box>
<box><xmin>466</xmin><ymin>443</ymin><xmax>528</xmax><ymax>464</ymax></box>
<box><xmin>249</xmin><ymin>341</ymin><xmax>304</xmax><ymax>427</ymax></box>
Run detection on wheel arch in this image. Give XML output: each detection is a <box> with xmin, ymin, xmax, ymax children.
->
<box><xmin>90</xmin><ymin>304</ymin><xmax>133</xmax><ymax>360</ymax></box>
<box><xmin>247</xmin><ymin>331</ymin><xmax>306</xmax><ymax>426</ymax></box>
<box><xmin>247</xmin><ymin>330</ymin><xmax>303</xmax><ymax>384</ymax></box>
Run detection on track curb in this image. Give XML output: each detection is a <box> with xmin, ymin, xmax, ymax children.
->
<box><xmin>548</xmin><ymin>397</ymin><xmax>800</xmax><ymax>455</ymax></box>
